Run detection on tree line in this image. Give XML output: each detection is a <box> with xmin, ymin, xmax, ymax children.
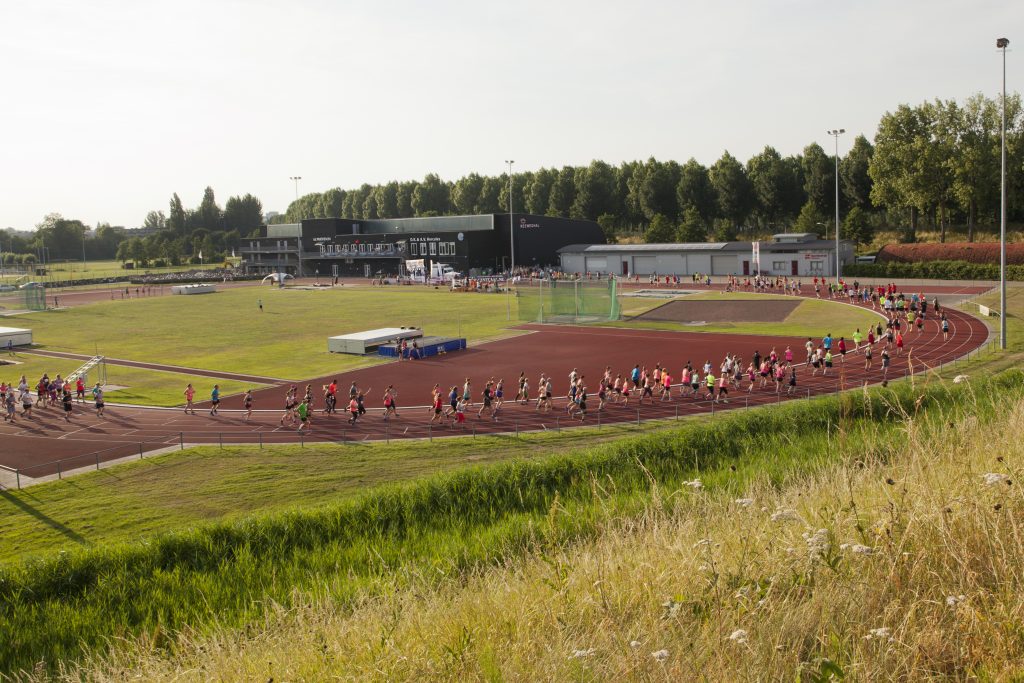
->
<box><xmin>279</xmin><ymin>92</ymin><xmax>1023</xmax><ymax>246</ymax></box>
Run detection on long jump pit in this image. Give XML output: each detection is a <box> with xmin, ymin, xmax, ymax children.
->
<box><xmin>632</xmin><ymin>299</ymin><xmax>800</xmax><ymax>324</ymax></box>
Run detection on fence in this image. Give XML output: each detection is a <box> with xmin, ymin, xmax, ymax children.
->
<box><xmin>1</xmin><ymin>337</ymin><xmax>1003</xmax><ymax>491</ymax></box>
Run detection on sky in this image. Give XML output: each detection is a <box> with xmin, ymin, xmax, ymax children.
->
<box><xmin>0</xmin><ymin>0</ymin><xmax>1019</xmax><ymax>230</ymax></box>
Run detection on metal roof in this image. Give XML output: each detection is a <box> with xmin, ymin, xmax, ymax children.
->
<box><xmin>558</xmin><ymin>242</ymin><xmax>735</xmax><ymax>253</ymax></box>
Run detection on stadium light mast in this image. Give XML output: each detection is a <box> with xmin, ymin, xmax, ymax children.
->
<box><xmin>998</xmin><ymin>37</ymin><xmax>1009</xmax><ymax>350</ymax></box>
<box><xmin>827</xmin><ymin>129</ymin><xmax>845</xmax><ymax>283</ymax></box>
<box><xmin>289</xmin><ymin>176</ymin><xmax>302</xmax><ymax>202</ymax></box>
<box><xmin>505</xmin><ymin>159</ymin><xmax>515</xmax><ymax>321</ymax></box>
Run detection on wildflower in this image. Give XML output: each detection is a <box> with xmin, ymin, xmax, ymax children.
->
<box><xmin>983</xmin><ymin>473</ymin><xmax>1010</xmax><ymax>486</ymax></box>
<box><xmin>840</xmin><ymin>543</ymin><xmax>874</xmax><ymax>555</ymax></box>
<box><xmin>803</xmin><ymin>528</ymin><xmax>830</xmax><ymax>561</ymax></box>
<box><xmin>651</xmin><ymin>649</ymin><xmax>669</xmax><ymax>662</ymax></box>
<box><xmin>629</xmin><ymin>640</ymin><xmax>641</xmax><ymax>649</ymax></box>
<box><xmin>771</xmin><ymin>508</ymin><xmax>801</xmax><ymax>523</ymax></box>
<box><xmin>729</xmin><ymin>629</ymin><xmax>749</xmax><ymax>644</ymax></box>
<box><xmin>661</xmin><ymin>599</ymin><xmax>681</xmax><ymax>618</ymax></box>
<box><xmin>733</xmin><ymin>586</ymin><xmax>752</xmax><ymax>600</ymax></box>
<box><xmin>735</xmin><ymin>498</ymin><xmax>754</xmax><ymax>507</ymax></box>
<box><xmin>570</xmin><ymin>648</ymin><xmax>596</xmax><ymax>659</ymax></box>
<box><xmin>684</xmin><ymin>479</ymin><xmax>703</xmax><ymax>490</ymax></box>
<box><xmin>953</xmin><ymin>374</ymin><xmax>969</xmax><ymax>384</ymax></box>
<box><xmin>946</xmin><ymin>595</ymin><xmax>966</xmax><ymax>607</ymax></box>
<box><xmin>864</xmin><ymin>627</ymin><xmax>891</xmax><ymax>641</ymax></box>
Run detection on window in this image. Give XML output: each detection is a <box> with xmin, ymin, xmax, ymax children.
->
<box><xmin>359</xmin><ymin>243</ymin><xmax>366</xmax><ymax>253</ymax></box>
<box><xmin>772</xmin><ymin>261</ymin><xmax>786</xmax><ymax>272</ymax></box>
<box><xmin>808</xmin><ymin>260</ymin><xmax>823</xmax><ymax>274</ymax></box>
<box><xmin>438</xmin><ymin>242</ymin><xmax>448</xmax><ymax>256</ymax></box>
<box><xmin>429</xmin><ymin>242</ymin><xmax>437</xmax><ymax>256</ymax></box>
<box><xmin>449</xmin><ymin>241</ymin><xmax>456</xmax><ymax>255</ymax></box>
<box><xmin>410</xmin><ymin>242</ymin><xmax>419</xmax><ymax>256</ymax></box>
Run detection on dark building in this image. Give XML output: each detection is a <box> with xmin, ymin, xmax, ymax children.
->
<box><xmin>241</xmin><ymin>214</ymin><xmax>604</xmax><ymax>278</ymax></box>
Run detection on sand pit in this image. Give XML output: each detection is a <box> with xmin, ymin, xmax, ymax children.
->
<box><xmin>632</xmin><ymin>299</ymin><xmax>800</xmax><ymax>323</ymax></box>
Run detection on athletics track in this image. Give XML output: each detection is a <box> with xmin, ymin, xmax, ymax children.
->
<box><xmin>0</xmin><ymin>284</ymin><xmax>994</xmax><ymax>486</ymax></box>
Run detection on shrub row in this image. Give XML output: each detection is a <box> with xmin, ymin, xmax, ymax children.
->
<box><xmin>1</xmin><ymin>369</ymin><xmax>1021</xmax><ymax>674</ymax></box>
<box><xmin>845</xmin><ymin>260</ymin><xmax>1024</xmax><ymax>281</ymax></box>
<box><xmin>876</xmin><ymin>241</ymin><xmax>1024</xmax><ymax>265</ymax></box>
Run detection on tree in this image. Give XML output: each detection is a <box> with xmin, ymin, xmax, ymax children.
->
<box><xmin>223</xmin><ymin>194</ymin><xmax>264</xmax><ymax>233</ymax></box>
<box><xmin>676</xmin><ymin>159</ymin><xmax>717</xmax><ymax>224</ymax></box>
<box><xmin>709</xmin><ymin>151</ymin><xmax>754</xmax><ymax>228</ymax></box>
<box><xmin>843</xmin><ymin>206</ymin><xmax>874</xmax><ymax>245</ymax></box>
<box><xmin>142</xmin><ymin>211</ymin><xmax>166</xmax><ymax>231</ymax></box>
<box><xmin>412</xmin><ymin>174</ymin><xmax>451</xmax><ymax>216</ymax></box>
<box><xmin>362</xmin><ymin>187</ymin><xmax>380</xmax><ymax>219</ymax></box>
<box><xmin>168</xmin><ymin>193</ymin><xmax>187</xmax><ymax>234</ymax></box>
<box><xmin>571</xmin><ymin>160</ymin><xmax>618</xmax><ymax>219</ymax></box>
<box><xmin>195</xmin><ymin>186</ymin><xmax>222</xmax><ymax>231</ymax></box>
<box><xmin>452</xmin><ymin>173</ymin><xmax>485</xmax><ymax>215</ymax></box>
<box><xmin>793</xmin><ymin>201</ymin><xmax>828</xmax><ymax>236</ymax></box>
<box><xmin>477</xmin><ymin>176</ymin><xmax>504</xmax><ymax>214</ymax></box>
<box><xmin>644</xmin><ymin>214</ymin><xmax>675</xmax><ymax>243</ymax></box>
<box><xmin>841</xmin><ymin>135</ymin><xmax>875</xmax><ymax>214</ymax></box>
<box><xmin>676</xmin><ymin>206</ymin><xmax>706</xmax><ymax>242</ymax></box>
<box><xmin>396</xmin><ymin>181</ymin><xmax>418</xmax><ymax>218</ymax></box>
<box><xmin>596</xmin><ymin>213</ymin><xmax>618</xmax><ymax>241</ymax></box>
<box><xmin>318</xmin><ymin>188</ymin><xmax>346</xmax><ymax>218</ymax></box>
<box><xmin>638</xmin><ymin>158</ymin><xmax>680</xmax><ymax>221</ymax></box>
<box><xmin>746</xmin><ymin>146</ymin><xmax>790</xmax><ymax>229</ymax></box>
<box><xmin>547</xmin><ymin>166</ymin><xmax>576</xmax><ymax>217</ymax></box>
<box><xmin>33</xmin><ymin>213</ymin><xmax>89</xmax><ymax>260</ymax></box>
<box><xmin>802</xmin><ymin>143</ymin><xmax>835</xmax><ymax>217</ymax></box>
<box><xmin>373</xmin><ymin>182</ymin><xmax>399</xmax><ymax>218</ymax></box>
<box><xmin>526</xmin><ymin>168</ymin><xmax>556</xmax><ymax>215</ymax></box>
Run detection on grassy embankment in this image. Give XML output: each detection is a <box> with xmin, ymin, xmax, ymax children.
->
<box><xmin>0</xmin><ymin>259</ymin><xmax>233</xmax><ymax>286</ymax></box>
<box><xmin>1</xmin><ymin>369</ymin><xmax>1022</xmax><ymax>677</ymax></box>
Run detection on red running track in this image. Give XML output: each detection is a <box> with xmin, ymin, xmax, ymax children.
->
<box><xmin>0</xmin><ymin>295</ymin><xmax>991</xmax><ymax>482</ymax></box>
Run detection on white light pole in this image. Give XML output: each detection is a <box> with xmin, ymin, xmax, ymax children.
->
<box><xmin>827</xmin><ymin>129</ymin><xmax>845</xmax><ymax>282</ymax></box>
<box><xmin>998</xmin><ymin>38</ymin><xmax>1009</xmax><ymax>350</ymax></box>
<box><xmin>289</xmin><ymin>176</ymin><xmax>302</xmax><ymax>202</ymax></box>
<box><xmin>505</xmin><ymin>159</ymin><xmax>515</xmax><ymax>320</ymax></box>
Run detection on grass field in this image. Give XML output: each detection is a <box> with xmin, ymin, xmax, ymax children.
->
<box><xmin>19</xmin><ymin>286</ymin><xmax>518</xmax><ymax>380</ymax></box>
<box><xmin>615</xmin><ymin>291</ymin><xmax>883</xmax><ymax>337</ymax></box>
<box><xmin>0</xmin><ymin>353</ymin><xmax>263</xmax><ymax>406</ymax></box>
<box><xmin>1</xmin><ymin>370</ymin><xmax>1020</xmax><ymax>676</ymax></box>
<box><xmin>0</xmin><ymin>259</ymin><xmax>233</xmax><ymax>285</ymax></box>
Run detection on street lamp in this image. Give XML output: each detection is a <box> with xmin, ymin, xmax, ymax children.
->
<box><xmin>827</xmin><ymin>129</ymin><xmax>845</xmax><ymax>282</ymax></box>
<box><xmin>998</xmin><ymin>37</ymin><xmax>1009</xmax><ymax>350</ymax></box>
<box><xmin>505</xmin><ymin>159</ymin><xmax>515</xmax><ymax>320</ymax></box>
<box><xmin>289</xmin><ymin>176</ymin><xmax>302</xmax><ymax>202</ymax></box>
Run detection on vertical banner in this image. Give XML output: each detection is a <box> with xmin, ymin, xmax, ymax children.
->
<box><xmin>752</xmin><ymin>241</ymin><xmax>760</xmax><ymax>274</ymax></box>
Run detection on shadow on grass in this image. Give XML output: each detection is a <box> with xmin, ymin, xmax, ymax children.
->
<box><xmin>0</xmin><ymin>489</ymin><xmax>87</xmax><ymax>546</ymax></box>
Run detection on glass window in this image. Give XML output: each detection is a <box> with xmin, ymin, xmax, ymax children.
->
<box><xmin>772</xmin><ymin>261</ymin><xmax>786</xmax><ymax>271</ymax></box>
<box><xmin>449</xmin><ymin>242</ymin><xmax>456</xmax><ymax>255</ymax></box>
<box><xmin>429</xmin><ymin>242</ymin><xmax>437</xmax><ymax>256</ymax></box>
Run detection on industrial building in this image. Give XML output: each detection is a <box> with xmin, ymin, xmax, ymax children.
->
<box><xmin>557</xmin><ymin>233</ymin><xmax>855</xmax><ymax>278</ymax></box>
<box><xmin>241</xmin><ymin>214</ymin><xmax>604</xmax><ymax>278</ymax></box>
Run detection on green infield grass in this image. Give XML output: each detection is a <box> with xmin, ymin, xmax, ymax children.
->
<box><xmin>0</xmin><ymin>259</ymin><xmax>234</xmax><ymax>285</ymax></box>
<box><xmin>0</xmin><ymin>353</ymin><xmax>263</xmax><ymax>406</ymax></box>
<box><xmin>17</xmin><ymin>286</ymin><xmax>518</xmax><ymax>380</ymax></box>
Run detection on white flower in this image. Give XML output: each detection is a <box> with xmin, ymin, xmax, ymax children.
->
<box><xmin>661</xmin><ymin>599</ymin><xmax>681</xmax><ymax>617</ymax></box>
<box><xmin>735</xmin><ymin>498</ymin><xmax>754</xmax><ymax>507</ymax></box>
<box><xmin>946</xmin><ymin>594</ymin><xmax>966</xmax><ymax>607</ymax></box>
<box><xmin>865</xmin><ymin>627</ymin><xmax>891</xmax><ymax>641</ymax></box>
<box><xmin>693</xmin><ymin>538</ymin><xmax>713</xmax><ymax>549</ymax></box>
<box><xmin>953</xmin><ymin>374</ymin><xmax>969</xmax><ymax>384</ymax></box>
<box><xmin>803</xmin><ymin>528</ymin><xmax>831</xmax><ymax>560</ymax></box>
<box><xmin>629</xmin><ymin>640</ymin><xmax>642</xmax><ymax>649</ymax></box>
<box><xmin>771</xmin><ymin>508</ymin><xmax>801</xmax><ymax>523</ymax></box>
<box><xmin>651</xmin><ymin>649</ymin><xmax>669</xmax><ymax>662</ymax></box>
<box><xmin>848</xmin><ymin>544</ymin><xmax>874</xmax><ymax>555</ymax></box>
<box><xmin>684</xmin><ymin>479</ymin><xmax>703</xmax><ymax>489</ymax></box>
<box><xmin>983</xmin><ymin>473</ymin><xmax>1010</xmax><ymax>486</ymax></box>
<box><xmin>570</xmin><ymin>648</ymin><xmax>596</xmax><ymax>659</ymax></box>
<box><xmin>729</xmin><ymin>629</ymin><xmax>749</xmax><ymax>644</ymax></box>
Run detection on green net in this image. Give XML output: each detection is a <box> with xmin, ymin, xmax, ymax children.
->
<box><xmin>516</xmin><ymin>278</ymin><xmax>620</xmax><ymax>323</ymax></box>
<box><xmin>22</xmin><ymin>286</ymin><xmax>45</xmax><ymax>311</ymax></box>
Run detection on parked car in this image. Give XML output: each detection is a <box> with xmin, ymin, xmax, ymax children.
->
<box><xmin>0</xmin><ymin>284</ymin><xmax>16</xmax><ymax>292</ymax></box>
<box><xmin>18</xmin><ymin>281</ymin><xmax>44</xmax><ymax>289</ymax></box>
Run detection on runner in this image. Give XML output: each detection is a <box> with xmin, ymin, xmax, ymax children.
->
<box><xmin>478</xmin><ymin>381</ymin><xmax>495</xmax><ymax>420</ymax></box>
<box><xmin>864</xmin><ymin>343</ymin><xmax>874</xmax><ymax>370</ymax></box>
<box><xmin>210</xmin><ymin>384</ymin><xmax>221</xmax><ymax>416</ymax></box>
<box><xmin>823</xmin><ymin>350</ymin><xmax>833</xmax><ymax>375</ymax></box>
<box><xmin>92</xmin><ymin>382</ymin><xmax>105</xmax><ymax>418</ymax></box>
<box><xmin>941</xmin><ymin>314</ymin><xmax>950</xmax><ymax>341</ymax></box>
<box><xmin>243</xmin><ymin>389</ymin><xmax>254</xmax><ymax>421</ymax></box>
<box><xmin>895</xmin><ymin>331</ymin><xmax>905</xmax><ymax>357</ymax></box>
<box><xmin>184</xmin><ymin>383</ymin><xmax>196</xmax><ymax>415</ymax></box>
<box><xmin>347</xmin><ymin>395</ymin><xmax>359</xmax><ymax>424</ymax></box>
<box><xmin>61</xmin><ymin>388</ymin><xmax>73</xmax><ymax>422</ymax></box>
<box><xmin>837</xmin><ymin>337</ymin><xmax>847</xmax><ymax>363</ymax></box>
<box><xmin>383</xmin><ymin>385</ymin><xmax>399</xmax><ymax>420</ymax></box>
<box><xmin>881</xmin><ymin>348</ymin><xmax>891</xmax><ymax>378</ymax></box>
<box><xmin>296</xmin><ymin>398</ymin><xmax>311</xmax><ymax>432</ymax></box>
<box><xmin>76</xmin><ymin>376</ymin><xmax>86</xmax><ymax>404</ymax></box>
<box><xmin>716</xmin><ymin>373</ymin><xmax>729</xmax><ymax>403</ymax></box>
<box><xmin>462</xmin><ymin>378</ymin><xmax>473</xmax><ymax>408</ymax></box>
<box><xmin>787</xmin><ymin>364</ymin><xmax>797</xmax><ymax>396</ymax></box>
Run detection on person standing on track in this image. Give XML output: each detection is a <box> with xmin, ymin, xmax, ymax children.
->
<box><xmin>184</xmin><ymin>383</ymin><xmax>196</xmax><ymax>415</ymax></box>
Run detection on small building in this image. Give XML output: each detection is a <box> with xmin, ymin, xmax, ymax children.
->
<box><xmin>242</xmin><ymin>214</ymin><xmax>604</xmax><ymax>278</ymax></box>
<box><xmin>0</xmin><ymin>326</ymin><xmax>32</xmax><ymax>348</ymax></box>
<box><xmin>558</xmin><ymin>233</ymin><xmax>855</xmax><ymax>278</ymax></box>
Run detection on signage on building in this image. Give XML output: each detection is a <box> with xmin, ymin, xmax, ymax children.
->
<box><xmin>752</xmin><ymin>241</ymin><xmax>760</xmax><ymax>269</ymax></box>
<box><xmin>312</xmin><ymin>237</ymin><xmax>331</xmax><ymax>243</ymax></box>
<box><xmin>409</xmin><ymin>236</ymin><xmax>442</xmax><ymax>242</ymax></box>
<box><xmin>519</xmin><ymin>217</ymin><xmax>540</xmax><ymax>229</ymax></box>
<box><xmin>803</xmin><ymin>252</ymin><xmax>826</xmax><ymax>260</ymax></box>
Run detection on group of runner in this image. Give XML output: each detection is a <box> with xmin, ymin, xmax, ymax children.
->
<box><xmin>1</xmin><ymin>373</ymin><xmax>103</xmax><ymax>422</ymax></box>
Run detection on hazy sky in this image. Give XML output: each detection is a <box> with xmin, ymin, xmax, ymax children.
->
<box><xmin>0</xmin><ymin>0</ymin><xmax>1018</xmax><ymax>230</ymax></box>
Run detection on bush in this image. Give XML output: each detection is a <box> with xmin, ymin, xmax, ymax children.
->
<box><xmin>877</xmin><ymin>242</ymin><xmax>1024</xmax><ymax>265</ymax></box>
<box><xmin>844</xmin><ymin>260</ymin><xmax>1024</xmax><ymax>280</ymax></box>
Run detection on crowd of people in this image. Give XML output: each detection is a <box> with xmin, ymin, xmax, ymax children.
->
<box><xmin>3</xmin><ymin>281</ymin><xmax>955</xmax><ymax>432</ymax></box>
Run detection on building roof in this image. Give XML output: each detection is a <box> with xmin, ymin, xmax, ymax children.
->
<box><xmin>558</xmin><ymin>239</ymin><xmax>853</xmax><ymax>255</ymax></box>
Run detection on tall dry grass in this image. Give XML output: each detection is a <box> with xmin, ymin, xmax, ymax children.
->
<box><xmin>55</xmin><ymin>381</ymin><xmax>1024</xmax><ymax>681</ymax></box>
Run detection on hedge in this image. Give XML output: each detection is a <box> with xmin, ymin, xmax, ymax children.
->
<box><xmin>845</xmin><ymin>259</ymin><xmax>1024</xmax><ymax>280</ymax></box>
<box><xmin>877</xmin><ymin>242</ymin><xmax>1024</xmax><ymax>265</ymax></box>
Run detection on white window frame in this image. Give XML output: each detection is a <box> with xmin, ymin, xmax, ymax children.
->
<box><xmin>429</xmin><ymin>242</ymin><xmax>437</xmax><ymax>256</ymax></box>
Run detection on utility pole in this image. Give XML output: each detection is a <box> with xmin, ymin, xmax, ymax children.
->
<box><xmin>827</xmin><ymin>129</ymin><xmax>845</xmax><ymax>282</ymax></box>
